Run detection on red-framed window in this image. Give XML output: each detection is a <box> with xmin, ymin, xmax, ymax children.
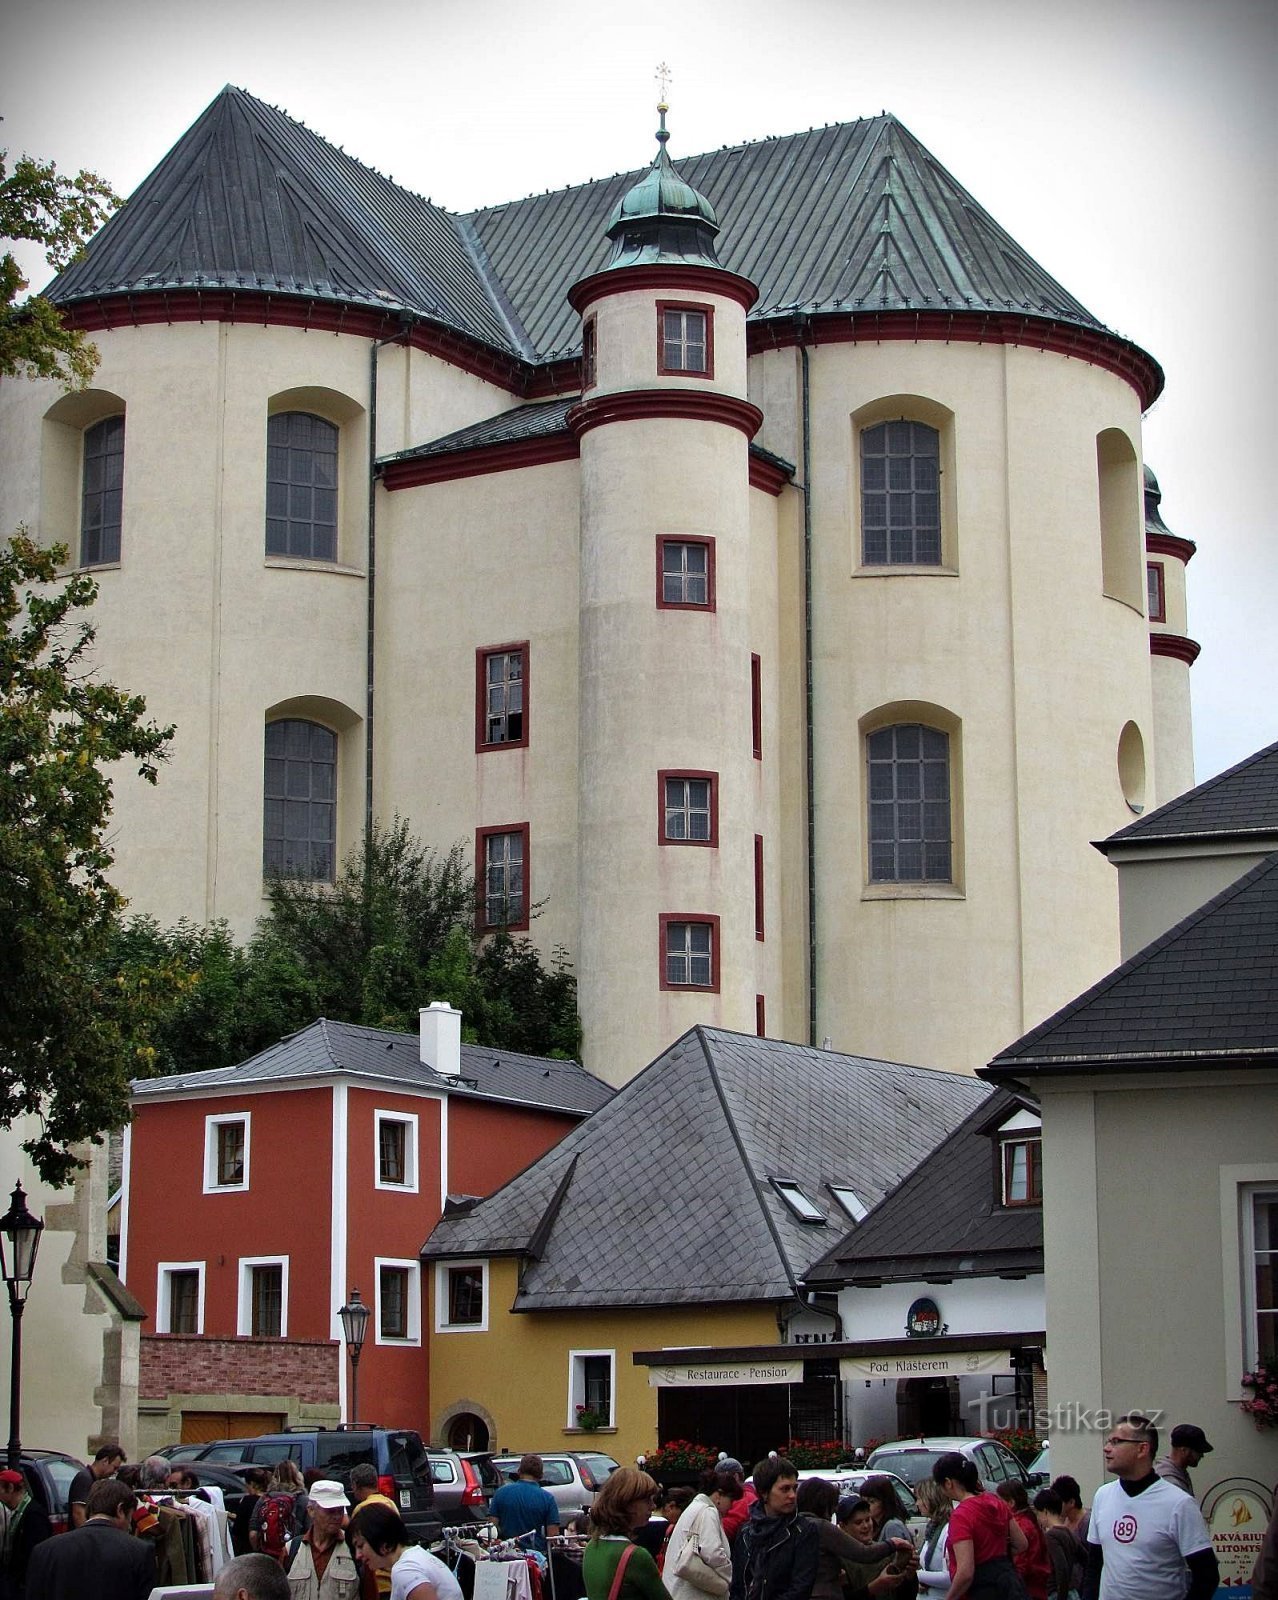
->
<box><xmin>751</xmin><ymin>654</ymin><xmax>762</xmax><ymax>760</ymax></box>
<box><xmin>755</xmin><ymin>994</ymin><xmax>766</xmax><ymax>1037</ymax></box>
<box><xmin>659</xmin><ymin>914</ymin><xmax>721</xmax><ymax>992</ymax></box>
<box><xmin>657</xmin><ymin>536</ymin><xmax>716</xmax><ymax>611</ymax></box>
<box><xmin>475</xmin><ymin>642</ymin><xmax>529</xmax><ymax>751</ymax></box>
<box><xmin>1147</xmin><ymin>560</ymin><xmax>1166</xmax><ymax>622</ymax></box>
<box><xmin>754</xmin><ymin>834</ymin><xmax>765</xmax><ymax>940</ymax></box>
<box><xmin>1001</xmin><ymin>1137</ymin><xmax>1042</xmax><ymax>1206</ymax></box>
<box><xmin>582</xmin><ymin>318</ymin><xmax>597</xmax><ymax>390</ymax></box>
<box><xmin>658</xmin><ymin>771</ymin><xmax>718</xmax><ymax>847</ymax></box>
<box><xmin>657</xmin><ymin>301</ymin><xmax>714</xmax><ymax>377</ymax></box>
<box><xmin>476</xmin><ymin>823</ymin><xmax>530</xmax><ymax>931</ymax></box>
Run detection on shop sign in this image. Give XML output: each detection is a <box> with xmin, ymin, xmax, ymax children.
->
<box><xmin>1202</xmin><ymin>1477</ymin><xmax>1273</xmax><ymax>1599</ymax></box>
<box><xmin>840</xmin><ymin>1348</ymin><xmax>1013</xmax><ymax>1381</ymax></box>
<box><xmin>648</xmin><ymin>1360</ymin><xmax>803</xmax><ymax>1388</ymax></box>
<box><xmin>906</xmin><ymin>1297</ymin><xmax>946</xmax><ymax>1338</ymax></box>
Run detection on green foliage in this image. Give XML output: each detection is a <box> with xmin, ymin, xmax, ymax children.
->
<box><xmin>1</xmin><ymin>148</ymin><xmax>117</xmax><ymax>388</ymax></box>
<box><xmin>0</xmin><ymin>531</ymin><xmax>174</xmax><ymax>1183</ymax></box>
<box><xmin>105</xmin><ymin>818</ymin><xmax>582</xmax><ymax>1075</ymax></box>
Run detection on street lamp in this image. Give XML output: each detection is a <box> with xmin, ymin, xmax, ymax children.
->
<box><xmin>0</xmin><ymin>1184</ymin><xmax>44</xmax><ymax>1472</ymax></box>
<box><xmin>338</xmin><ymin>1286</ymin><xmax>371</xmax><ymax>1426</ymax></box>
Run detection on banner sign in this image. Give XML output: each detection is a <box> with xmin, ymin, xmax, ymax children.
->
<box><xmin>648</xmin><ymin>1360</ymin><xmax>803</xmax><ymax>1388</ymax></box>
<box><xmin>840</xmin><ymin>1348</ymin><xmax>1013</xmax><ymax>1382</ymax></box>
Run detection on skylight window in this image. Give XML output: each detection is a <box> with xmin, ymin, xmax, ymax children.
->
<box><xmin>829</xmin><ymin>1185</ymin><xmax>868</xmax><ymax>1223</ymax></box>
<box><xmin>771</xmin><ymin>1179</ymin><xmax>825</xmax><ymax>1223</ymax></box>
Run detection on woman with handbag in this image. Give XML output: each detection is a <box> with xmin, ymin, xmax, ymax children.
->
<box><xmin>665</xmin><ymin>1469</ymin><xmax>745</xmax><ymax>1600</ymax></box>
<box><xmin>584</xmin><ymin>1469</ymin><xmax>673</xmax><ymax>1600</ymax></box>
<box><xmin>931</xmin><ymin>1456</ymin><xmax>1028</xmax><ymax>1600</ymax></box>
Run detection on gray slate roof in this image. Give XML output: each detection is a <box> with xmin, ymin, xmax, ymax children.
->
<box><xmin>50</xmin><ymin>87</ymin><xmax>1130</xmax><ymax>370</ymax></box>
<box><xmin>423</xmin><ymin>1027</ymin><xmax>987</xmax><ymax>1309</ymax></box>
<box><xmin>1100</xmin><ymin>740</ymin><xmax>1278</xmax><ymax>849</ymax></box>
<box><xmin>806</xmin><ymin>1088</ymin><xmax>1041</xmax><ymax>1285</ymax></box>
<box><xmin>986</xmin><ymin>851</ymin><xmax>1278</xmax><ymax>1075</ymax></box>
<box><xmin>130</xmin><ymin>1017</ymin><xmax>613</xmax><ymax>1118</ymax></box>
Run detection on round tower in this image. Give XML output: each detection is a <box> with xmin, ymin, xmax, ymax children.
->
<box><xmin>567</xmin><ymin>105</ymin><xmax>762</xmax><ymax>1078</ymax></box>
<box><xmin>1144</xmin><ymin>464</ymin><xmax>1199</xmax><ymax>803</ymax></box>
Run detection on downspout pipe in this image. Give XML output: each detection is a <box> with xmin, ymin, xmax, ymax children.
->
<box><xmin>800</xmin><ymin>330</ymin><xmax>817</xmax><ymax>1048</ymax></box>
<box><xmin>366</xmin><ymin>314</ymin><xmax>414</xmax><ymax>854</ymax></box>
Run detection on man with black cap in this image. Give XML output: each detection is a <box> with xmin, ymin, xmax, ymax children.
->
<box><xmin>1154</xmin><ymin>1424</ymin><xmax>1213</xmax><ymax>1498</ymax></box>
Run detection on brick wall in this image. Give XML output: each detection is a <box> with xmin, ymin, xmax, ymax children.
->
<box><xmin>140</xmin><ymin>1335</ymin><xmax>339</xmax><ymax>1403</ymax></box>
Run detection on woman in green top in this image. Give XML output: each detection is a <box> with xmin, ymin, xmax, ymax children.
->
<box><xmin>583</xmin><ymin>1468</ymin><xmax>673</xmax><ymax>1600</ymax></box>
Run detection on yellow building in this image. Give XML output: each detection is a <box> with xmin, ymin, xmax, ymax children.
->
<box><xmin>0</xmin><ymin>87</ymin><xmax>1199</xmax><ymax>1086</ymax></box>
<box><xmin>423</xmin><ymin>1026</ymin><xmax>987</xmax><ymax>1462</ymax></box>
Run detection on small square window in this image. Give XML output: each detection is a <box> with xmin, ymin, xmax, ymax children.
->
<box><xmin>477</xmin><ymin>824</ymin><xmax>530</xmax><ymax>930</ymax></box>
<box><xmin>476</xmin><ymin>643</ymin><xmax>529</xmax><ymax>750</ymax></box>
<box><xmin>435</xmin><ymin>1259</ymin><xmax>488</xmax><ymax>1334</ymax></box>
<box><xmin>658</xmin><ymin>772</ymin><xmax>717</xmax><ymax>847</ymax></box>
<box><xmin>1001</xmin><ymin>1138</ymin><xmax>1042</xmax><ymax>1206</ymax></box>
<box><xmin>375</xmin><ymin>1112</ymin><xmax>419</xmax><ymax>1191</ymax></box>
<box><xmin>657</xmin><ymin>302</ymin><xmax>713</xmax><ymax>377</ymax></box>
<box><xmin>568</xmin><ymin>1349</ymin><xmax>615</xmax><ymax>1429</ymax></box>
<box><xmin>204</xmin><ymin>1114</ymin><xmax>250</xmax><ymax>1193</ymax></box>
<box><xmin>659</xmin><ymin>914</ymin><xmax>721</xmax><ymax>992</ymax></box>
<box><xmin>657</xmin><ymin>537</ymin><xmax>716</xmax><ymax>611</ymax></box>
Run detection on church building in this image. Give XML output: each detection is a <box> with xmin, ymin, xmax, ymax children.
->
<box><xmin>0</xmin><ymin>87</ymin><xmax>1198</xmax><ymax>1085</ymax></box>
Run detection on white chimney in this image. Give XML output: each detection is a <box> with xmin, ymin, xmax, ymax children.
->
<box><xmin>419</xmin><ymin>1002</ymin><xmax>462</xmax><ymax>1077</ymax></box>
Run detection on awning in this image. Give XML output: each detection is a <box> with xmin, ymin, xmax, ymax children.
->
<box><xmin>840</xmin><ymin>1348</ymin><xmax>1013</xmax><ymax>1381</ymax></box>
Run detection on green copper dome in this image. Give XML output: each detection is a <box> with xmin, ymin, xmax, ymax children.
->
<box><xmin>604</xmin><ymin>107</ymin><xmax>722</xmax><ymax>270</ymax></box>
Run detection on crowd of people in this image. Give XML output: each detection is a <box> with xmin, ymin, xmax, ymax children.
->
<box><xmin>1</xmin><ymin>1419</ymin><xmax>1275</xmax><ymax>1600</ymax></box>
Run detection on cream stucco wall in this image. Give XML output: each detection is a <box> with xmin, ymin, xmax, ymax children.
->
<box><xmin>1039</xmin><ymin>1073</ymin><xmax>1278</xmax><ymax>1500</ymax></box>
<box><xmin>1111</xmin><ymin>844</ymin><xmax>1276</xmax><ymax>960</ymax></box>
<box><xmin>428</xmin><ymin>1257</ymin><xmax>778</xmax><ymax>1462</ymax></box>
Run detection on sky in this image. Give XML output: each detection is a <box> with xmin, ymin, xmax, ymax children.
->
<box><xmin>4</xmin><ymin>0</ymin><xmax>1275</xmax><ymax>783</ymax></box>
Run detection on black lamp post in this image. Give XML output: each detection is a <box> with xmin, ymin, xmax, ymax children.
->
<box><xmin>338</xmin><ymin>1286</ymin><xmax>371</xmax><ymax>1426</ymax></box>
<box><xmin>0</xmin><ymin>1184</ymin><xmax>44</xmax><ymax>1472</ymax></box>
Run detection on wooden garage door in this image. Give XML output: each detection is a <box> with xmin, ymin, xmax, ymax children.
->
<box><xmin>180</xmin><ymin>1411</ymin><xmax>284</xmax><ymax>1443</ymax></box>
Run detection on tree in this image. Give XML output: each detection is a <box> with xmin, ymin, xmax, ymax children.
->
<box><xmin>1</xmin><ymin>532</ymin><xmax>174</xmax><ymax>1183</ymax></box>
<box><xmin>1</xmin><ymin>146</ymin><xmax>117</xmax><ymax>388</ymax></box>
<box><xmin>104</xmin><ymin>817</ymin><xmax>582</xmax><ymax>1076</ymax></box>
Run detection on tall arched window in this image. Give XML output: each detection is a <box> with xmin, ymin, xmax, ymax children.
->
<box><xmin>81</xmin><ymin>415</ymin><xmax>125</xmax><ymax>566</ymax></box>
<box><xmin>867</xmin><ymin>723</ymin><xmax>952</xmax><ymax>882</ymax></box>
<box><xmin>860</xmin><ymin>420</ymin><xmax>940</xmax><ymax>565</ymax></box>
<box><xmin>266</xmin><ymin>412</ymin><xmax>338</xmax><ymax>560</ymax></box>
<box><xmin>263</xmin><ymin>719</ymin><xmax>337</xmax><ymax>880</ymax></box>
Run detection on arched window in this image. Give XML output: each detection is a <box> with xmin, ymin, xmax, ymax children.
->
<box><xmin>263</xmin><ymin>719</ymin><xmax>337</xmax><ymax>880</ymax></box>
<box><xmin>81</xmin><ymin>415</ymin><xmax>125</xmax><ymax>567</ymax></box>
<box><xmin>266</xmin><ymin>412</ymin><xmax>338</xmax><ymax>560</ymax></box>
<box><xmin>867</xmin><ymin>723</ymin><xmax>952</xmax><ymax>882</ymax></box>
<box><xmin>860</xmin><ymin>420</ymin><xmax>940</xmax><ymax>565</ymax></box>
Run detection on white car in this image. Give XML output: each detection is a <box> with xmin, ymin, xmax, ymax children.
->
<box><xmin>865</xmin><ymin>1436</ymin><xmax>1032</xmax><ymax>1494</ymax></box>
<box><xmin>795</xmin><ymin>1466</ymin><xmax>927</xmax><ymax>1543</ymax></box>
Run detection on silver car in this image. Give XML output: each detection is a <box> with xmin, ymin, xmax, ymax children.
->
<box><xmin>864</xmin><ymin>1435</ymin><xmax>1031</xmax><ymax>1494</ymax></box>
<box><xmin>490</xmin><ymin>1451</ymin><xmax>620</xmax><ymax>1519</ymax></box>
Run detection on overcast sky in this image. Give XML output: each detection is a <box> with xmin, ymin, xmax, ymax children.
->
<box><xmin>4</xmin><ymin>0</ymin><xmax>1274</xmax><ymax>783</ymax></box>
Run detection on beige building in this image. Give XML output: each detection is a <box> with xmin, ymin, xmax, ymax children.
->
<box><xmin>984</xmin><ymin>742</ymin><xmax>1278</xmax><ymax>1585</ymax></box>
<box><xmin>0</xmin><ymin>88</ymin><xmax>1200</xmax><ymax>1085</ymax></box>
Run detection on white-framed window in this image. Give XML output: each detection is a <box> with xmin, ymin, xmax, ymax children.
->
<box><xmin>374</xmin><ymin>1110</ymin><xmax>419</xmax><ymax>1192</ymax></box>
<box><xmin>1244</xmin><ymin>1185</ymin><xmax>1278</xmax><ymax>1369</ymax></box>
<box><xmin>375</xmin><ymin>1258</ymin><xmax>422</xmax><ymax>1345</ymax></box>
<box><xmin>203</xmin><ymin>1112</ymin><xmax>251</xmax><ymax>1193</ymax></box>
<box><xmin>997</xmin><ymin>1107</ymin><xmax>1043</xmax><ymax>1207</ymax></box>
<box><xmin>157</xmin><ymin>1261</ymin><xmax>205</xmax><ymax>1335</ymax></box>
<box><xmin>434</xmin><ymin>1259</ymin><xmax>489</xmax><ymax>1334</ymax></box>
<box><xmin>237</xmin><ymin>1256</ymin><xmax>289</xmax><ymax>1338</ymax></box>
<box><xmin>568</xmin><ymin>1348</ymin><xmax>615</xmax><ymax>1429</ymax></box>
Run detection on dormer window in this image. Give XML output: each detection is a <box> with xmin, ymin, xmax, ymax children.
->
<box><xmin>997</xmin><ymin>1108</ymin><xmax>1043</xmax><ymax>1206</ymax></box>
<box><xmin>771</xmin><ymin>1178</ymin><xmax>824</xmax><ymax>1223</ymax></box>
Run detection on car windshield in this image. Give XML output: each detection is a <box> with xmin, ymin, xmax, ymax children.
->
<box><xmin>865</xmin><ymin>1450</ymin><xmax>937</xmax><ymax>1486</ymax></box>
<box><xmin>40</xmin><ymin>1458</ymin><xmax>82</xmax><ymax>1512</ymax></box>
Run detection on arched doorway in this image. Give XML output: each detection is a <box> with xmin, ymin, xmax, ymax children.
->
<box><xmin>446</xmin><ymin>1411</ymin><xmax>490</xmax><ymax>1451</ymax></box>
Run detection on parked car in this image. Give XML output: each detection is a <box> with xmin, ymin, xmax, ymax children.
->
<box><xmin>490</xmin><ymin>1451</ymin><xmax>620</xmax><ymax>1518</ymax></box>
<box><xmin>21</xmin><ymin>1449</ymin><xmax>85</xmax><ymax>1535</ymax></box>
<box><xmin>795</xmin><ymin>1467</ymin><xmax>927</xmax><ymax>1542</ymax></box>
<box><xmin>864</xmin><ymin>1436</ymin><xmax>1031</xmax><ymax>1493</ymax></box>
<box><xmin>160</xmin><ymin>1460</ymin><xmax>256</xmax><ymax>1520</ymax></box>
<box><xmin>177</xmin><ymin>1426</ymin><xmax>441</xmax><ymax>1541</ymax></box>
<box><xmin>427</xmin><ymin>1449</ymin><xmax>502</xmax><ymax>1524</ymax></box>
<box><xmin>1025</xmin><ymin>1444</ymin><xmax>1050</xmax><ymax>1488</ymax></box>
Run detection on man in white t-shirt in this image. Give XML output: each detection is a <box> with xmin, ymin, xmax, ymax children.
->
<box><xmin>1083</xmin><ymin>1413</ymin><xmax>1218</xmax><ymax>1600</ymax></box>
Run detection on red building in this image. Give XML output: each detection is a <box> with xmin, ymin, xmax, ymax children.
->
<box><xmin>122</xmin><ymin>1003</ymin><xmax>610</xmax><ymax>1449</ymax></box>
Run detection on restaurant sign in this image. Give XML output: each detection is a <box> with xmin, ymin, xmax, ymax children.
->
<box><xmin>840</xmin><ymin>1348</ymin><xmax>1013</xmax><ymax>1381</ymax></box>
<box><xmin>648</xmin><ymin>1361</ymin><xmax>803</xmax><ymax>1388</ymax></box>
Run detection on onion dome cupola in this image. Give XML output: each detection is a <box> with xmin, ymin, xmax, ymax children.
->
<box><xmin>603</xmin><ymin>100</ymin><xmax>722</xmax><ymax>270</ymax></box>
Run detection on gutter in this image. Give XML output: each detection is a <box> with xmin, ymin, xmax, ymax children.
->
<box><xmin>800</xmin><ymin>332</ymin><xmax>817</xmax><ymax>1047</ymax></box>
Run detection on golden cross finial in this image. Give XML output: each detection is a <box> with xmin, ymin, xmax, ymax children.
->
<box><xmin>655</xmin><ymin>62</ymin><xmax>672</xmax><ymax>110</ymax></box>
